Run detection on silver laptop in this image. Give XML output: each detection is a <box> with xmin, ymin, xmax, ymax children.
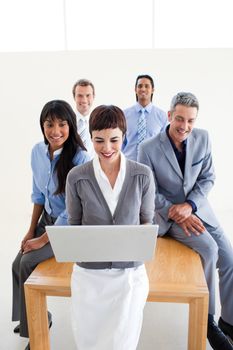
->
<box><xmin>46</xmin><ymin>225</ymin><xmax>158</xmax><ymax>263</ymax></box>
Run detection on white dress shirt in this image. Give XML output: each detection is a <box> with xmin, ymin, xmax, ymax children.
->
<box><xmin>93</xmin><ymin>152</ymin><xmax>126</xmax><ymax>216</ymax></box>
<box><xmin>76</xmin><ymin>113</ymin><xmax>95</xmax><ymax>159</ymax></box>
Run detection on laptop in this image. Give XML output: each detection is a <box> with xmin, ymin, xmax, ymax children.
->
<box><xmin>46</xmin><ymin>225</ymin><xmax>158</xmax><ymax>263</ymax></box>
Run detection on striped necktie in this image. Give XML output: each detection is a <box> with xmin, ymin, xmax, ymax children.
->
<box><xmin>78</xmin><ymin>119</ymin><xmax>89</xmax><ymax>147</ymax></box>
<box><xmin>137</xmin><ymin>108</ymin><xmax>147</xmax><ymax>145</ymax></box>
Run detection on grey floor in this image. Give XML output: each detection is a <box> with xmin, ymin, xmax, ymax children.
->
<box><xmin>2</xmin><ymin>209</ymin><xmax>232</xmax><ymax>350</ymax></box>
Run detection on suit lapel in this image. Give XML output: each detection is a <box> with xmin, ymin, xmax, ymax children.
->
<box><xmin>160</xmin><ymin>133</ymin><xmax>183</xmax><ymax>179</ymax></box>
<box><xmin>184</xmin><ymin>133</ymin><xmax>195</xmax><ymax>174</ymax></box>
<box><xmin>183</xmin><ymin>133</ymin><xmax>195</xmax><ymax>194</ymax></box>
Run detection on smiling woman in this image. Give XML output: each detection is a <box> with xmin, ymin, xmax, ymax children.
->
<box><xmin>11</xmin><ymin>100</ymin><xmax>90</xmax><ymax>350</ymax></box>
<box><xmin>65</xmin><ymin>104</ymin><xmax>155</xmax><ymax>350</ymax></box>
<box><xmin>43</xmin><ymin>119</ymin><xmax>69</xmax><ymax>156</ymax></box>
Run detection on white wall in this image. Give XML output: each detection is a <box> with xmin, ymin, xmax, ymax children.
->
<box><xmin>1</xmin><ymin>49</ymin><xmax>233</xmax><ymax>225</ymax></box>
<box><xmin>1</xmin><ymin>48</ymin><xmax>232</xmax><ymax>349</ymax></box>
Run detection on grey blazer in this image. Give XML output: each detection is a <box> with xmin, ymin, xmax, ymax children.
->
<box><xmin>138</xmin><ymin>128</ymin><xmax>220</xmax><ymax>234</ymax></box>
<box><xmin>65</xmin><ymin>158</ymin><xmax>155</xmax><ymax>268</ymax></box>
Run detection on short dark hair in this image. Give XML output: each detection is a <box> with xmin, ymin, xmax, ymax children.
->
<box><xmin>40</xmin><ymin>100</ymin><xmax>85</xmax><ymax>194</ymax></box>
<box><xmin>170</xmin><ymin>92</ymin><xmax>199</xmax><ymax>113</ymax></box>
<box><xmin>89</xmin><ymin>105</ymin><xmax>126</xmax><ymax>136</ymax></box>
<box><xmin>72</xmin><ymin>78</ymin><xmax>95</xmax><ymax>97</ymax></box>
<box><xmin>135</xmin><ymin>74</ymin><xmax>154</xmax><ymax>101</ymax></box>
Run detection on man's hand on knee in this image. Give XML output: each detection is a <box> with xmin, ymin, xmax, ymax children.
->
<box><xmin>179</xmin><ymin>215</ymin><xmax>206</xmax><ymax>237</ymax></box>
<box><xmin>168</xmin><ymin>203</ymin><xmax>192</xmax><ymax>223</ymax></box>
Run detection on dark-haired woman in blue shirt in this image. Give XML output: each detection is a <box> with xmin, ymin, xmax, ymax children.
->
<box><xmin>12</xmin><ymin>100</ymin><xmax>90</xmax><ymax>349</ymax></box>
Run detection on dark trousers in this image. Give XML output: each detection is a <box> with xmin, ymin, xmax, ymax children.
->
<box><xmin>12</xmin><ymin>211</ymin><xmax>55</xmax><ymax>337</ymax></box>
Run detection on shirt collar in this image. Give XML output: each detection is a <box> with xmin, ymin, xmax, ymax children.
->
<box><xmin>76</xmin><ymin>111</ymin><xmax>90</xmax><ymax>123</ymax></box>
<box><xmin>166</xmin><ymin>125</ymin><xmax>187</xmax><ymax>152</ymax></box>
<box><xmin>93</xmin><ymin>151</ymin><xmax>126</xmax><ymax>176</ymax></box>
<box><xmin>135</xmin><ymin>102</ymin><xmax>153</xmax><ymax>113</ymax></box>
<box><xmin>45</xmin><ymin>144</ymin><xmax>63</xmax><ymax>159</ymax></box>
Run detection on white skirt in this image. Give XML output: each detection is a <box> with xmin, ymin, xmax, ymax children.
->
<box><xmin>71</xmin><ymin>264</ymin><xmax>149</xmax><ymax>350</ymax></box>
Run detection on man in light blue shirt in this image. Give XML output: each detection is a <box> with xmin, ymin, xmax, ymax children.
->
<box><xmin>122</xmin><ymin>74</ymin><xmax>167</xmax><ymax>161</ymax></box>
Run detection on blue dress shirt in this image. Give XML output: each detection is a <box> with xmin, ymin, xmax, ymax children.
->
<box><xmin>31</xmin><ymin>142</ymin><xmax>90</xmax><ymax>225</ymax></box>
<box><xmin>122</xmin><ymin>102</ymin><xmax>168</xmax><ymax>161</ymax></box>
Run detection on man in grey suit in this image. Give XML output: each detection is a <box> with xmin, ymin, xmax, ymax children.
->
<box><xmin>138</xmin><ymin>92</ymin><xmax>233</xmax><ymax>350</ymax></box>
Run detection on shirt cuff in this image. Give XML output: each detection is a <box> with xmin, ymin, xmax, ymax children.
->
<box><xmin>186</xmin><ymin>200</ymin><xmax>197</xmax><ymax>213</ymax></box>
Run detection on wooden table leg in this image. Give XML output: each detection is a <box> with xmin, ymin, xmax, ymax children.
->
<box><xmin>188</xmin><ymin>296</ymin><xmax>209</xmax><ymax>350</ymax></box>
<box><xmin>24</xmin><ymin>285</ymin><xmax>50</xmax><ymax>350</ymax></box>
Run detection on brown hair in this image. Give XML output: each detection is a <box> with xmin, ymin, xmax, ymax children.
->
<box><xmin>72</xmin><ymin>78</ymin><xmax>95</xmax><ymax>97</ymax></box>
<box><xmin>89</xmin><ymin>105</ymin><xmax>126</xmax><ymax>136</ymax></box>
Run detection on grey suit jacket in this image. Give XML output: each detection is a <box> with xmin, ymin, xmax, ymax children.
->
<box><xmin>138</xmin><ymin>128</ymin><xmax>220</xmax><ymax>234</ymax></box>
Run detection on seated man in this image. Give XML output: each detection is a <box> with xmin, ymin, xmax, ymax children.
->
<box><xmin>138</xmin><ymin>91</ymin><xmax>233</xmax><ymax>350</ymax></box>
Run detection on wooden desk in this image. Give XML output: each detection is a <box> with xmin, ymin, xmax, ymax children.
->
<box><xmin>24</xmin><ymin>237</ymin><xmax>209</xmax><ymax>350</ymax></box>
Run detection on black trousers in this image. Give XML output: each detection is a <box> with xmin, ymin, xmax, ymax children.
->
<box><xmin>12</xmin><ymin>211</ymin><xmax>56</xmax><ymax>337</ymax></box>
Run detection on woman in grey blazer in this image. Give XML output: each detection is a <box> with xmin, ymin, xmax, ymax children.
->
<box><xmin>66</xmin><ymin>105</ymin><xmax>155</xmax><ymax>350</ymax></box>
